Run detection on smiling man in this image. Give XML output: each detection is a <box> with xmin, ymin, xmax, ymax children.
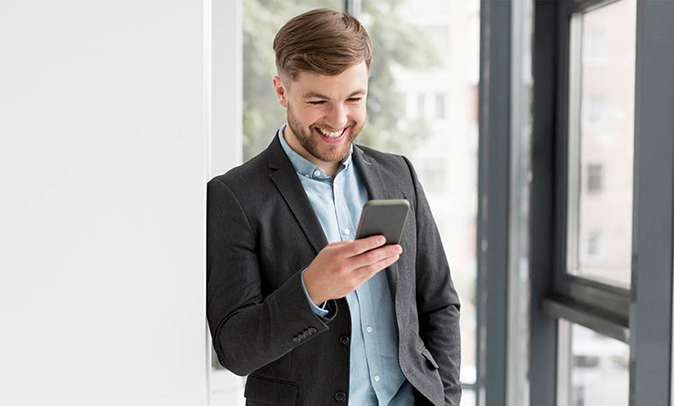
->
<box><xmin>207</xmin><ymin>8</ymin><xmax>461</xmax><ymax>406</ymax></box>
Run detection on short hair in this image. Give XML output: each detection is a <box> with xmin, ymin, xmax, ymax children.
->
<box><xmin>273</xmin><ymin>8</ymin><xmax>373</xmax><ymax>81</ymax></box>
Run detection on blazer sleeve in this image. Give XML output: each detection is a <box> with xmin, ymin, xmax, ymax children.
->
<box><xmin>207</xmin><ymin>177</ymin><xmax>337</xmax><ymax>376</ymax></box>
<box><xmin>402</xmin><ymin>156</ymin><xmax>462</xmax><ymax>405</ymax></box>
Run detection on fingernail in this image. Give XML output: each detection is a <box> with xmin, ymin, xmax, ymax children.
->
<box><xmin>379</xmin><ymin>236</ymin><xmax>386</xmax><ymax>244</ymax></box>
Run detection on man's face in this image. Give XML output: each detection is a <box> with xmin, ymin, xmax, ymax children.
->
<box><xmin>273</xmin><ymin>62</ymin><xmax>368</xmax><ymax>164</ymax></box>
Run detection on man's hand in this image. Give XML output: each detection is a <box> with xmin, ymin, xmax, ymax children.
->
<box><xmin>303</xmin><ymin>235</ymin><xmax>403</xmax><ymax>305</ymax></box>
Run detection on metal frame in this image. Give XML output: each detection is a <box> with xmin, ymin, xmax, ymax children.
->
<box><xmin>530</xmin><ymin>0</ymin><xmax>674</xmax><ymax>405</ymax></box>
<box><xmin>476</xmin><ymin>1</ymin><xmax>511</xmax><ymax>405</ymax></box>
<box><xmin>345</xmin><ymin>0</ymin><xmax>361</xmax><ymax>17</ymax></box>
<box><xmin>629</xmin><ymin>1</ymin><xmax>674</xmax><ymax>404</ymax></box>
<box><xmin>529</xmin><ymin>1</ymin><xmax>560</xmax><ymax>403</ymax></box>
<box><xmin>507</xmin><ymin>0</ymin><xmax>534</xmax><ymax>405</ymax></box>
<box><xmin>550</xmin><ymin>0</ymin><xmax>632</xmax><ymax>328</ymax></box>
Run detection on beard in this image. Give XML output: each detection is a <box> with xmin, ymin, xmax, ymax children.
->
<box><xmin>286</xmin><ymin>102</ymin><xmax>363</xmax><ymax>164</ymax></box>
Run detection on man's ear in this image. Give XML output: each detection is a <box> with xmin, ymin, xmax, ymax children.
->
<box><xmin>272</xmin><ymin>75</ymin><xmax>289</xmax><ymax>108</ymax></box>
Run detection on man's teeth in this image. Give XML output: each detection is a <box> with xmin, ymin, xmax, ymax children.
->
<box><xmin>318</xmin><ymin>128</ymin><xmax>344</xmax><ymax>138</ymax></box>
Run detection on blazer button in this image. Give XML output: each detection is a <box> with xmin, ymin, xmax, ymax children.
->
<box><xmin>334</xmin><ymin>392</ymin><xmax>347</xmax><ymax>403</ymax></box>
<box><xmin>308</xmin><ymin>326</ymin><xmax>317</xmax><ymax>334</ymax></box>
<box><xmin>339</xmin><ymin>335</ymin><xmax>350</xmax><ymax>346</ymax></box>
<box><xmin>292</xmin><ymin>337</ymin><xmax>301</xmax><ymax>343</ymax></box>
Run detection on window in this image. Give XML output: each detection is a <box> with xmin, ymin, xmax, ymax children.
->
<box><xmin>582</xmin><ymin>95</ymin><xmax>606</xmax><ymax>130</ymax></box>
<box><xmin>586</xmin><ymin>230</ymin><xmax>600</xmax><ymax>258</ymax></box>
<box><xmin>558</xmin><ymin>321</ymin><xmax>629</xmax><ymax>406</ymax></box>
<box><xmin>585</xmin><ymin>163</ymin><xmax>603</xmax><ymax>193</ymax></box>
<box><xmin>527</xmin><ymin>0</ymin><xmax>674</xmax><ymax>403</ymax></box>
<box><xmin>418</xmin><ymin>157</ymin><xmax>448</xmax><ymax>194</ymax></box>
<box><xmin>435</xmin><ymin>92</ymin><xmax>447</xmax><ymax>120</ymax></box>
<box><xmin>582</xmin><ymin>26</ymin><xmax>608</xmax><ymax>65</ymax></box>
<box><xmin>566</xmin><ymin>0</ymin><xmax>635</xmax><ymax>288</ymax></box>
<box><xmin>539</xmin><ymin>1</ymin><xmax>637</xmax><ymax>405</ymax></box>
<box><xmin>360</xmin><ymin>1</ymin><xmax>480</xmax><ymax>401</ymax></box>
<box><xmin>417</xmin><ymin>93</ymin><xmax>427</xmax><ymax>118</ymax></box>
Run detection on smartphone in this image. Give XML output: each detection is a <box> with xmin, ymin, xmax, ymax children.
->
<box><xmin>355</xmin><ymin>199</ymin><xmax>411</xmax><ymax>245</ymax></box>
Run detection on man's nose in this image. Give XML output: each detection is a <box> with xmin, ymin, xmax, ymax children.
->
<box><xmin>325</xmin><ymin>103</ymin><xmax>348</xmax><ymax>130</ymax></box>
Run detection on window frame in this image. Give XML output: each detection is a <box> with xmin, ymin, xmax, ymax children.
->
<box><xmin>546</xmin><ymin>0</ymin><xmax>631</xmax><ymax>339</ymax></box>
<box><xmin>531</xmin><ymin>0</ymin><xmax>674</xmax><ymax>405</ymax></box>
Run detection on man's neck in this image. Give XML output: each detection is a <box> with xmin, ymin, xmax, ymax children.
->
<box><xmin>283</xmin><ymin>125</ymin><xmax>340</xmax><ymax>178</ymax></box>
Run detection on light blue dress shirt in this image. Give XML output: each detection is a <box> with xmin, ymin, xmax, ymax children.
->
<box><xmin>278</xmin><ymin>124</ymin><xmax>415</xmax><ymax>405</ymax></box>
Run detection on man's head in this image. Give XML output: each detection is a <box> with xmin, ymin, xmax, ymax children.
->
<box><xmin>272</xmin><ymin>8</ymin><xmax>373</xmax><ymax>166</ymax></box>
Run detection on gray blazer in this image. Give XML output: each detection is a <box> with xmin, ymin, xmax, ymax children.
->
<box><xmin>207</xmin><ymin>134</ymin><xmax>461</xmax><ymax>406</ymax></box>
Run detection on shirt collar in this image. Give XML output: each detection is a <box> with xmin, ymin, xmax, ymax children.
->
<box><xmin>277</xmin><ymin>123</ymin><xmax>353</xmax><ymax>180</ymax></box>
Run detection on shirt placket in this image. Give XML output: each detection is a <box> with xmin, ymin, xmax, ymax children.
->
<box><xmin>337</xmin><ymin>172</ymin><xmax>386</xmax><ymax>403</ymax></box>
<box><xmin>333</xmin><ymin>173</ymin><xmax>354</xmax><ymax>241</ymax></box>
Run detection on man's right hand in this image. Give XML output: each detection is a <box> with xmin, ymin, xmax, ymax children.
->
<box><xmin>303</xmin><ymin>235</ymin><xmax>403</xmax><ymax>306</ymax></box>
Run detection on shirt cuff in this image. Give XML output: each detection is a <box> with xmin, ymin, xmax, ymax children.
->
<box><xmin>301</xmin><ymin>267</ymin><xmax>330</xmax><ymax>318</ymax></box>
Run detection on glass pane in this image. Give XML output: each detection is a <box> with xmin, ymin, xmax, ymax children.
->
<box><xmin>359</xmin><ymin>0</ymin><xmax>480</xmax><ymax>393</ymax></box>
<box><xmin>242</xmin><ymin>0</ymin><xmax>345</xmax><ymax>161</ymax></box>
<box><xmin>214</xmin><ymin>1</ymin><xmax>347</xmax><ymax>400</ymax></box>
<box><xmin>570</xmin><ymin>323</ymin><xmax>629</xmax><ymax>405</ymax></box>
<box><xmin>567</xmin><ymin>0</ymin><xmax>636</xmax><ymax>287</ymax></box>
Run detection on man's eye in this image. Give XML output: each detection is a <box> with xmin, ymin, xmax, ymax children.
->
<box><xmin>308</xmin><ymin>101</ymin><xmax>324</xmax><ymax>105</ymax></box>
<box><xmin>348</xmin><ymin>98</ymin><xmax>362</xmax><ymax>102</ymax></box>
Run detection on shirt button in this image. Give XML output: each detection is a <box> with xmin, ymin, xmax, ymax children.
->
<box><xmin>304</xmin><ymin>174</ymin><xmax>310</xmax><ymax>178</ymax></box>
<box><xmin>344</xmin><ymin>228</ymin><xmax>351</xmax><ymax>235</ymax></box>
<box><xmin>334</xmin><ymin>391</ymin><xmax>347</xmax><ymax>403</ymax></box>
<box><xmin>366</xmin><ymin>325</ymin><xmax>373</xmax><ymax>333</ymax></box>
<box><xmin>314</xmin><ymin>170</ymin><xmax>321</xmax><ymax>177</ymax></box>
<box><xmin>339</xmin><ymin>335</ymin><xmax>350</xmax><ymax>346</ymax></box>
<box><xmin>374</xmin><ymin>375</ymin><xmax>381</xmax><ymax>382</ymax></box>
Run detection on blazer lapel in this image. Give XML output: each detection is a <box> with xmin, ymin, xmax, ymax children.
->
<box><xmin>352</xmin><ymin>145</ymin><xmax>400</xmax><ymax>304</ymax></box>
<box><xmin>267</xmin><ymin>135</ymin><xmax>329</xmax><ymax>255</ymax></box>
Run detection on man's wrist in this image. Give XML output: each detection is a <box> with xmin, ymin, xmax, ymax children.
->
<box><xmin>301</xmin><ymin>268</ymin><xmax>329</xmax><ymax>314</ymax></box>
<box><xmin>302</xmin><ymin>268</ymin><xmax>326</xmax><ymax>305</ymax></box>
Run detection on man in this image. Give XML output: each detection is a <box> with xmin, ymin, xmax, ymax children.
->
<box><xmin>207</xmin><ymin>8</ymin><xmax>461</xmax><ymax>406</ymax></box>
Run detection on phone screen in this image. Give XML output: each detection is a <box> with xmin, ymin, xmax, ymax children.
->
<box><xmin>355</xmin><ymin>199</ymin><xmax>410</xmax><ymax>245</ymax></box>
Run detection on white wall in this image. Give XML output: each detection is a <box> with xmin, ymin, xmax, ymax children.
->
<box><xmin>0</xmin><ymin>1</ymin><xmax>209</xmax><ymax>405</ymax></box>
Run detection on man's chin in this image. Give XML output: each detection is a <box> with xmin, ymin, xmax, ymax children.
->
<box><xmin>311</xmin><ymin>148</ymin><xmax>348</xmax><ymax>164</ymax></box>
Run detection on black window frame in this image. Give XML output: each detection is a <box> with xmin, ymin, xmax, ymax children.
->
<box><xmin>531</xmin><ymin>0</ymin><xmax>674</xmax><ymax>405</ymax></box>
<box><xmin>545</xmin><ymin>0</ymin><xmax>632</xmax><ymax>342</ymax></box>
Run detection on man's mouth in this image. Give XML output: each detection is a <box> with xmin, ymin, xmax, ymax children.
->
<box><xmin>313</xmin><ymin>126</ymin><xmax>347</xmax><ymax>143</ymax></box>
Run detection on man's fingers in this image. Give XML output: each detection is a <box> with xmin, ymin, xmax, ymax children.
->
<box><xmin>354</xmin><ymin>253</ymin><xmax>401</xmax><ymax>279</ymax></box>
<box><xmin>349</xmin><ymin>243</ymin><xmax>402</xmax><ymax>269</ymax></box>
<box><xmin>343</xmin><ymin>235</ymin><xmax>386</xmax><ymax>257</ymax></box>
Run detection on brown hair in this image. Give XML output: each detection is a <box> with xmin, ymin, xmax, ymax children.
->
<box><xmin>273</xmin><ymin>8</ymin><xmax>373</xmax><ymax>80</ymax></box>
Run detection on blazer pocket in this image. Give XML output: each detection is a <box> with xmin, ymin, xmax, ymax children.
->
<box><xmin>420</xmin><ymin>347</ymin><xmax>440</xmax><ymax>369</ymax></box>
<box><xmin>245</xmin><ymin>374</ymin><xmax>298</xmax><ymax>406</ymax></box>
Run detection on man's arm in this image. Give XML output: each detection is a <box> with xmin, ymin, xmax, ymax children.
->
<box><xmin>206</xmin><ymin>177</ymin><xmax>337</xmax><ymax>376</ymax></box>
<box><xmin>402</xmin><ymin>156</ymin><xmax>462</xmax><ymax>405</ymax></box>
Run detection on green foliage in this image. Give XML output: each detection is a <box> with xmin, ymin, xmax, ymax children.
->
<box><xmin>242</xmin><ymin>0</ymin><xmax>440</xmax><ymax>161</ymax></box>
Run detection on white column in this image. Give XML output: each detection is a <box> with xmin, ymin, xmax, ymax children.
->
<box><xmin>0</xmin><ymin>1</ymin><xmax>209</xmax><ymax>404</ymax></box>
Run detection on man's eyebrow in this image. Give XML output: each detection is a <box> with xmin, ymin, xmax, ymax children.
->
<box><xmin>302</xmin><ymin>89</ymin><xmax>367</xmax><ymax>99</ymax></box>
